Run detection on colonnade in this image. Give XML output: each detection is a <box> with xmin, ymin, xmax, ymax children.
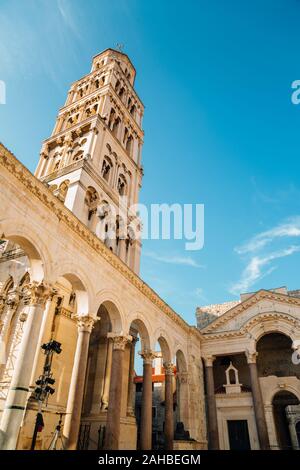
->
<box><xmin>0</xmin><ymin>283</ymin><xmax>179</xmax><ymax>451</ymax></box>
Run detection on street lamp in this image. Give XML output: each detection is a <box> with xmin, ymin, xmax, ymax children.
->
<box><xmin>31</xmin><ymin>340</ymin><xmax>62</xmax><ymax>450</ymax></box>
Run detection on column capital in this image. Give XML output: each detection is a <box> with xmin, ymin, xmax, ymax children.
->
<box><xmin>75</xmin><ymin>314</ymin><xmax>98</xmax><ymax>333</ymax></box>
<box><xmin>164</xmin><ymin>362</ymin><xmax>175</xmax><ymax>376</ymax></box>
<box><xmin>108</xmin><ymin>333</ymin><xmax>132</xmax><ymax>351</ymax></box>
<box><xmin>245</xmin><ymin>349</ymin><xmax>258</xmax><ymax>364</ymax></box>
<box><xmin>5</xmin><ymin>289</ymin><xmax>20</xmax><ymax>308</ymax></box>
<box><xmin>24</xmin><ymin>282</ymin><xmax>53</xmax><ymax>306</ymax></box>
<box><xmin>139</xmin><ymin>349</ymin><xmax>158</xmax><ymax>365</ymax></box>
<box><xmin>204</xmin><ymin>355</ymin><xmax>216</xmax><ymax>367</ymax></box>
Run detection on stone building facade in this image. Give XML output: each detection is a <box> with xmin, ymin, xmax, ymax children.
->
<box><xmin>0</xmin><ymin>48</ymin><xmax>299</xmax><ymax>451</ymax></box>
<box><xmin>0</xmin><ymin>49</ymin><xmax>205</xmax><ymax>451</ymax></box>
<box><xmin>197</xmin><ymin>287</ymin><xmax>300</xmax><ymax>450</ymax></box>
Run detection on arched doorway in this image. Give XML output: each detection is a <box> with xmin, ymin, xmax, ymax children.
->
<box><xmin>272</xmin><ymin>391</ymin><xmax>300</xmax><ymax>450</ymax></box>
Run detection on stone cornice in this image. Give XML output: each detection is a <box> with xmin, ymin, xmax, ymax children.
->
<box><xmin>0</xmin><ymin>143</ymin><xmax>198</xmax><ymax>338</ymax></box>
<box><xmin>200</xmin><ymin>289</ymin><xmax>300</xmax><ymax>334</ymax></box>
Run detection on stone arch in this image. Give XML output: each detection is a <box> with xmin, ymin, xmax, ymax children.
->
<box><xmin>153</xmin><ymin>328</ymin><xmax>173</xmax><ymax>362</ymax></box>
<box><xmin>265</xmin><ymin>384</ymin><xmax>300</xmax><ymax>406</ymax></box>
<box><xmin>53</xmin><ymin>261</ymin><xmax>94</xmax><ymax>315</ymax></box>
<box><xmin>244</xmin><ymin>313</ymin><xmax>299</xmax><ymax>343</ymax></box>
<box><xmin>127</xmin><ymin>314</ymin><xmax>152</xmax><ymax>351</ymax></box>
<box><xmin>175</xmin><ymin>349</ymin><xmax>188</xmax><ymax>373</ymax></box>
<box><xmin>95</xmin><ymin>289</ymin><xmax>125</xmax><ymax>334</ymax></box>
<box><xmin>1</xmin><ymin>275</ymin><xmax>14</xmax><ymax>294</ymax></box>
<box><xmin>0</xmin><ymin>219</ymin><xmax>52</xmax><ymax>282</ymax></box>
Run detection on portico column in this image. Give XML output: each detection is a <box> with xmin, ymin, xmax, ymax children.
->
<box><xmin>204</xmin><ymin>356</ymin><xmax>219</xmax><ymax>450</ymax></box>
<box><xmin>30</xmin><ymin>289</ymin><xmax>58</xmax><ymax>385</ymax></box>
<box><xmin>101</xmin><ymin>337</ymin><xmax>113</xmax><ymax>411</ymax></box>
<box><xmin>164</xmin><ymin>362</ymin><xmax>175</xmax><ymax>450</ymax></box>
<box><xmin>246</xmin><ymin>351</ymin><xmax>270</xmax><ymax>450</ymax></box>
<box><xmin>0</xmin><ymin>282</ymin><xmax>51</xmax><ymax>450</ymax></box>
<box><xmin>104</xmin><ymin>334</ymin><xmax>131</xmax><ymax>450</ymax></box>
<box><xmin>140</xmin><ymin>350</ymin><xmax>156</xmax><ymax>450</ymax></box>
<box><xmin>127</xmin><ymin>335</ymin><xmax>139</xmax><ymax>416</ymax></box>
<box><xmin>63</xmin><ymin>314</ymin><xmax>97</xmax><ymax>450</ymax></box>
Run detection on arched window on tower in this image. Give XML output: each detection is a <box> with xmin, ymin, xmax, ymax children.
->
<box><xmin>126</xmin><ymin>135</ymin><xmax>133</xmax><ymax>155</ymax></box>
<box><xmin>73</xmin><ymin>150</ymin><xmax>84</xmax><ymax>162</ymax></box>
<box><xmin>101</xmin><ymin>157</ymin><xmax>112</xmax><ymax>183</ymax></box>
<box><xmin>112</xmin><ymin>117</ymin><xmax>120</xmax><ymax>138</ymax></box>
<box><xmin>130</xmin><ymin>105</ymin><xmax>136</xmax><ymax>117</ymax></box>
<box><xmin>117</xmin><ymin>174</ymin><xmax>127</xmax><ymax>196</ymax></box>
<box><xmin>108</xmin><ymin>108</ymin><xmax>115</xmax><ymax>128</ymax></box>
<box><xmin>57</xmin><ymin>180</ymin><xmax>70</xmax><ymax>203</ymax></box>
<box><xmin>85</xmin><ymin>186</ymin><xmax>99</xmax><ymax>230</ymax></box>
<box><xmin>118</xmin><ymin>87</ymin><xmax>125</xmax><ymax>100</ymax></box>
<box><xmin>115</xmin><ymin>80</ymin><xmax>121</xmax><ymax>94</ymax></box>
<box><xmin>123</xmin><ymin>127</ymin><xmax>128</xmax><ymax>144</ymax></box>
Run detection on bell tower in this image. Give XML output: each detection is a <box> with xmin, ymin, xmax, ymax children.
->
<box><xmin>35</xmin><ymin>49</ymin><xmax>144</xmax><ymax>274</ymax></box>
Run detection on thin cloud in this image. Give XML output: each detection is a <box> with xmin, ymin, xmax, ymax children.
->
<box><xmin>236</xmin><ymin>217</ymin><xmax>300</xmax><ymax>255</ymax></box>
<box><xmin>230</xmin><ymin>245</ymin><xmax>300</xmax><ymax>296</ymax></box>
<box><xmin>144</xmin><ymin>251</ymin><xmax>204</xmax><ymax>268</ymax></box>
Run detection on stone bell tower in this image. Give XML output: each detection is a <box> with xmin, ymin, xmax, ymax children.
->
<box><xmin>35</xmin><ymin>49</ymin><xmax>144</xmax><ymax>274</ymax></box>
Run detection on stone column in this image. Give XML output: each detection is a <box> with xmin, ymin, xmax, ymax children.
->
<box><xmin>177</xmin><ymin>372</ymin><xmax>189</xmax><ymax>431</ymax></box>
<box><xmin>0</xmin><ymin>282</ymin><xmax>51</xmax><ymax>450</ymax></box>
<box><xmin>246</xmin><ymin>351</ymin><xmax>270</xmax><ymax>450</ymax></box>
<box><xmin>127</xmin><ymin>335</ymin><xmax>139</xmax><ymax>416</ymax></box>
<box><xmin>139</xmin><ymin>350</ymin><xmax>156</xmax><ymax>450</ymax></box>
<box><xmin>204</xmin><ymin>356</ymin><xmax>219</xmax><ymax>450</ymax></box>
<box><xmin>101</xmin><ymin>337</ymin><xmax>113</xmax><ymax>411</ymax></box>
<box><xmin>63</xmin><ymin>314</ymin><xmax>97</xmax><ymax>450</ymax></box>
<box><xmin>30</xmin><ymin>289</ymin><xmax>58</xmax><ymax>385</ymax></box>
<box><xmin>104</xmin><ymin>334</ymin><xmax>131</xmax><ymax>450</ymax></box>
<box><xmin>164</xmin><ymin>362</ymin><xmax>175</xmax><ymax>450</ymax></box>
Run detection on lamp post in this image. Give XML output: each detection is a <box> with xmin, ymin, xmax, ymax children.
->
<box><xmin>31</xmin><ymin>340</ymin><xmax>62</xmax><ymax>450</ymax></box>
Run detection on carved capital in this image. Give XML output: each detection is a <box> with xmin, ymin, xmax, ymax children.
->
<box><xmin>139</xmin><ymin>349</ymin><xmax>158</xmax><ymax>365</ymax></box>
<box><xmin>6</xmin><ymin>289</ymin><xmax>20</xmax><ymax>309</ymax></box>
<box><xmin>164</xmin><ymin>362</ymin><xmax>175</xmax><ymax>376</ymax></box>
<box><xmin>75</xmin><ymin>314</ymin><xmax>97</xmax><ymax>333</ymax></box>
<box><xmin>245</xmin><ymin>349</ymin><xmax>258</xmax><ymax>364</ymax></box>
<box><xmin>203</xmin><ymin>355</ymin><xmax>216</xmax><ymax>367</ymax></box>
<box><xmin>24</xmin><ymin>282</ymin><xmax>52</xmax><ymax>306</ymax></box>
<box><xmin>108</xmin><ymin>333</ymin><xmax>132</xmax><ymax>351</ymax></box>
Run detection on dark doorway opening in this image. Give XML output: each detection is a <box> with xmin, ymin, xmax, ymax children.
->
<box><xmin>227</xmin><ymin>420</ymin><xmax>251</xmax><ymax>450</ymax></box>
<box><xmin>272</xmin><ymin>391</ymin><xmax>299</xmax><ymax>450</ymax></box>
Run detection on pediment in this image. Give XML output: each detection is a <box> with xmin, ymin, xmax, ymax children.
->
<box><xmin>201</xmin><ymin>290</ymin><xmax>300</xmax><ymax>335</ymax></box>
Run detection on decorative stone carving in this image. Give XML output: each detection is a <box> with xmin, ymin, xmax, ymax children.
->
<box><xmin>139</xmin><ymin>349</ymin><xmax>158</xmax><ymax>365</ymax></box>
<box><xmin>245</xmin><ymin>349</ymin><xmax>258</xmax><ymax>364</ymax></box>
<box><xmin>164</xmin><ymin>362</ymin><xmax>175</xmax><ymax>376</ymax></box>
<box><xmin>75</xmin><ymin>314</ymin><xmax>97</xmax><ymax>333</ymax></box>
<box><xmin>203</xmin><ymin>355</ymin><xmax>216</xmax><ymax>367</ymax></box>
<box><xmin>108</xmin><ymin>333</ymin><xmax>132</xmax><ymax>351</ymax></box>
<box><xmin>23</xmin><ymin>282</ymin><xmax>51</xmax><ymax>306</ymax></box>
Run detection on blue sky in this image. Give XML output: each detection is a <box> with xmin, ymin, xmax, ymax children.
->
<box><xmin>1</xmin><ymin>0</ymin><xmax>300</xmax><ymax>325</ymax></box>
